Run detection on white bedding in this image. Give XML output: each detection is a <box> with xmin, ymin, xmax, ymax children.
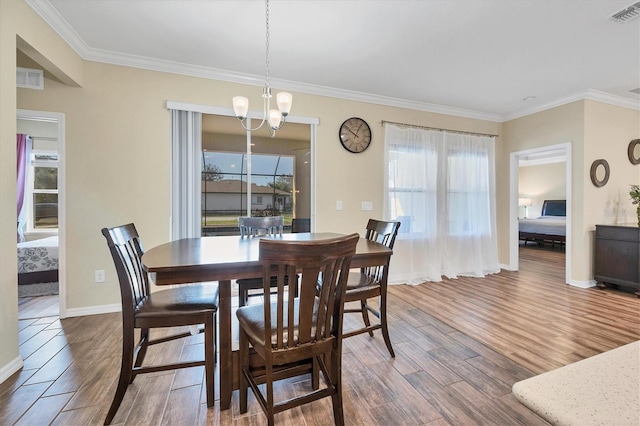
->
<box><xmin>519</xmin><ymin>216</ymin><xmax>566</xmax><ymax>237</ymax></box>
<box><xmin>17</xmin><ymin>236</ymin><xmax>59</xmax><ymax>273</ymax></box>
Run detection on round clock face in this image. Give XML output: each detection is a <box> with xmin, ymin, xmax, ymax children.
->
<box><xmin>339</xmin><ymin>117</ymin><xmax>372</xmax><ymax>153</ymax></box>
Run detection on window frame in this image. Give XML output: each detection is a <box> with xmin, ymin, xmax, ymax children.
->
<box><xmin>26</xmin><ymin>150</ymin><xmax>59</xmax><ymax>233</ymax></box>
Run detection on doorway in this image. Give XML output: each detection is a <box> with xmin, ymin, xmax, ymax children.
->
<box><xmin>509</xmin><ymin>143</ymin><xmax>572</xmax><ymax>284</ymax></box>
<box><xmin>16</xmin><ymin>109</ymin><xmax>66</xmax><ymax>319</ymax></box>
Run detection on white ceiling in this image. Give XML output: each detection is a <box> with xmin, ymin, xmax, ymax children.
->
<box><xmin>26</xmin><ymin>0</ymin><xmax>640</xmax><ymax>122</ymax></box>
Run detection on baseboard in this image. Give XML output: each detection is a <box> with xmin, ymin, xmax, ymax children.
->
<box><xmin>63</xmin><ymin>303</ymin><xmax>121</xmax><ymax>318</ymax></box>
<box><xmin>0</xmin><ymin>356</ymin><xmax>24</xmax><ymax>385</ymax></box>
<box><xmin>499</xmin><ymin>263</ymin><xmax>517</xmax><ymax>271</ymax></box>
<box><xmin>567</xmin><ymin>279</ymin><xmax>597</xmax><ymax>289</ymax></box>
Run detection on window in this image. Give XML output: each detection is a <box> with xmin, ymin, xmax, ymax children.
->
<box><xmin>387</xmin><ymin>143</ymin><xmax>436</xmax><ymax>235</ymax></box>
<box><xmin>384</xmin><ymin>124</ymin><xmax>499</xmax><ymax>284</ymax></box>
<box><xmin>386</xmin><ymin>139</ymin><xmax>491</xmax><ymax>237</ymax></box>
<box><xmin>201</xmin><ymin>151</ymin><xmax>294</xmax><ymax>234</ymax></box>
<box><xmin>446</xmin><ymin>148</ymin><xmax>491</xmax><ymax>236</ymax></box>
<box><xmin>28</xmin><ymin>152</ymin><xmax>59</xmax><ymax>231</ymax></box>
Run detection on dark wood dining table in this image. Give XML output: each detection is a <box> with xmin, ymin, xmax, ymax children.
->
<box><xmin>141</xmin><ymin>232</ymin><xmax>393</xmax><ymax>410</ymax></box>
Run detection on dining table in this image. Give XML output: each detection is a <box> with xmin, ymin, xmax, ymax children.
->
<box><xmin>141</xmin><ymin>232</ymin><xmax>393</xmax><ymax>410</ymax></box>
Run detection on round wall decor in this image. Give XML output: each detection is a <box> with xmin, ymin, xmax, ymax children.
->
<box><xmin>590</xmin><ymin>159</ymin><xmax>610</xmax><ymax>187</ymax></box>
<box><xmin>628</xmin><ymin>139</ymin><xmax>640</xmax><ymax>165</ymax></box>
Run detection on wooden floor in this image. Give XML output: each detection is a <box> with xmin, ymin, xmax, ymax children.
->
<box><xmin>2</xmin><ymin>244</ymin><xmax>638</xmax><ymax>425</ymax></box>
<box><xmin>18</xmin><ymin>294</ymin><xmax>59</xmax><ymax>320</ymax></box>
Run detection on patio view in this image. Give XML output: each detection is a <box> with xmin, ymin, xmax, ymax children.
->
<box><xmin>201</xmin><ymin>151</ymin><xmax>295</xmax><ymax>236</ymax></box>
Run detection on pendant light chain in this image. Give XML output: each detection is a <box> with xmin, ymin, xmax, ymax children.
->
<box><xmin>231</xmin><ymin>0</ymin><xmax>292</xmax><ymax>136</ymax></box>
<box><xmin>265</xmin><ymin>0</ymin><xmax>270</xmax><ymax>88</ymax></box>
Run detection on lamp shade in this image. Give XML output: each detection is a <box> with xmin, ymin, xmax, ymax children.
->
<box><xmin>268</xmin><ymin>109</ymin><xmax>282</xmax><ymax>129</ymax></box>
<box><xmin>518</xmin><ymin>197</ymin><xmax>532</xmax><ymax>207</ymax></box>
<box><xmin>276</xmin><ymin>92</ymin><xmax>292</xmax><ymax>116</ymax></box>
<box><xmin>232</xmin><ymin>96</ymin><xmax>249</xmax><ymax>119</ymax></box>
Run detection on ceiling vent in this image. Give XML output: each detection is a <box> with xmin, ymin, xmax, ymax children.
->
<box><xmin>16</xmin><ymin>67</ymin><xmax>44</xmax><ymax>90</ymax></box>
<box><xmin>609</xmin><ymin>1</ymin><xmax>640</xmax><ymax>23</ymax></box>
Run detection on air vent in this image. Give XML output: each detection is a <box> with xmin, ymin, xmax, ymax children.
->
<box><xmin>609</xmin><ymin>1</ymin><xmax>640</xmax><ymax>23</ymax></box>
<box><xmin>16</xmin><ymin>67</ymin><xmax>44</xmax><ymax>90</ymax></box>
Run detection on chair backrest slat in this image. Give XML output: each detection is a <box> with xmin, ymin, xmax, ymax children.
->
<box><xmin>259</xmin><ymin>234</ymin><xmax>359</xmax><ymax>350</ymax></box>
<box><xmin>362</xmin><ymin>219</ymin><xmax>400</xmax><ymax>280</ymax></box>
<box><xmin>239</xmin><ymin>216</ymin><xmax>284</xmax><ymax>237</ymax></box>
<box><xmin>102</xmin><ymin>224</ymin><xmax>150</xmax><ymax>319</ymax></box>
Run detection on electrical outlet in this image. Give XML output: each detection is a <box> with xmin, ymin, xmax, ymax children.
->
<box><xmin>336</xmin><ymin>200</ymin><xmax>343</xmax><ymax>211</ymax></box>
<box><xmin>95</xmin><ymin>269</ymin><xmax>105</xmax><ymax>283</ymax></box>
<box><xmin>361</xmin><ymin>201</ymin><xmax>373</xmax><ymax>211</ymax></box>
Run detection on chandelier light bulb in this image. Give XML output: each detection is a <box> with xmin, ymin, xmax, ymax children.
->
<box><xmin>268</xmin><ymin>109</ymin><xmax>282</xmax><ymax>129</ymax></box>
<box><xmin>232</xmin><ymin>96</ymin><xmax>249</xmax><ymax>119</ymax></box>
<box><xmin>276</xmin><ymin>92</ymin><xmax>292</xmax><ymax>116</ymax></box>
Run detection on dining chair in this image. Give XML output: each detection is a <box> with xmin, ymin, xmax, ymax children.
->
<box><xmin>101</xmin><ymin>223</ymin><xmax>218</xmax><ymax>425</ymax></box>
<box><xmin>291</xmin><ymin>217</ymin><xmax>311</xmax><ymax>233</ymax></box>
<box><xmin>236</xmin><ymin>233</ymin><xmax>359</xmax><ymax>426</ymax></box>
<box><xmin>238</xmin><ymin>215</ymin><xmax>284</xmax><ymax>237</ymax></box>
<box><xmin>342</xmin><ymin>219</ymin><xmax>400</xmax><ymax>357</ymax></box>
<box><xmin>236</xmin><ymin>215</ymin><xmax>296</xmax><ymax>307</ymax></box>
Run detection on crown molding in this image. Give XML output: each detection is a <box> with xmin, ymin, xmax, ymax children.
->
<box><xmin>80</xmin><ymin>48</ymin><xmax>506</xmax><ymax>123</ymax></box>
<box><xmin>583</xmin><ymin>89</ymin><xmax>640</xmax><ymax>109</ymax></box>
<box><xmin>504</xmin><ymin>89</ymin><xmax>640</xmax><ymax>121</ymax></box>
<box><xmin>25</xmin><ymin>0</ymin><xmax>90</xmax><ymax>55</ymax></box>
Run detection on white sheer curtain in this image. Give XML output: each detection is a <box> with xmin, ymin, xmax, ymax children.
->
<box><xmin>384</xmin><ymin>124</ymin><xmax>499</xmax><ymax>284</ymax></box>
<box><xmin>170</xmin><ymin>109</ymin><xmax>202</xmax><ymax>240</ymax></box>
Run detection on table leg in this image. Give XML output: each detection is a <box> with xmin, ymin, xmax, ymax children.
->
<box><xmin>219</xmin><ymin>279</ymin><xmax>232</xmax><ymax>410</ymax></box>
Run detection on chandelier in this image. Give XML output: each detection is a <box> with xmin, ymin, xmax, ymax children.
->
<box><xmin>232</xmin><ymin>0</ymin><xmax>292</xmax><ymax>138</ymax></box>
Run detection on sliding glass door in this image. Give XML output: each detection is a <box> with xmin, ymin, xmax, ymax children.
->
<box><xmin>200</xmin><ymin>114</ymin><xmax>310</xmax><ymax>236</ymax></box>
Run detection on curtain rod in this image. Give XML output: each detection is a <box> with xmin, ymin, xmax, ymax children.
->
<box><xmin>381</xmin><ymin>120</ymin><xmax>498</xmax><ymax>138</ymax></box>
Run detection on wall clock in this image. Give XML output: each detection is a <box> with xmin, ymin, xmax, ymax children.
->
<box><xmin>339</xmin><ymin>117</ymin><xmax>372</xmax><ymax>153</ymax></box>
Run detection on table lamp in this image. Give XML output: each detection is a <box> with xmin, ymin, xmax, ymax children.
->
<box><xmin>518</xmin><ymin>197</ymin><xmax>532</xmax><ymax>219</ymax></box>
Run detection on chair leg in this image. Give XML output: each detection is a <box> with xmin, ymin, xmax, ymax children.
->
<box><xmin>265</xmin><ymin>364</ymin><xmax>275</xmax><ymax>426</ymax></box>
<box><xmin>330</xmin><ymin>348</ymin><xmax>345</xmax><ymax>426</ymax></box>
<box><xmin>239</xmin><ymin>286</ymin><xmax>248</xmax><ymax>307</ymax></box>
<box><xmin>204</xmin><ymin>313</ymin><xmax>215</xmax><ymax>407</ymax></box>
<box><xmin>360</xmin><ymin>301</ymin><xmax>374</xmax><ymax>337</ymax></box>
<box><xmin>379</xmin><ymin>292</ymin><xmax>395</xmax><ymax>358</ymax></box>
<box><xmin>312</xmin><ymin>356</ymin><xmax>320</xmax><ymax>390</ymax></box>
<box><xmin>104</xmin><ymin>326</ymin><xmax>135</xmax><ymax>425</ymax></box>
<box><xmin>132</xmin><ymin>327</ymin><xmax>150</xmax><ymax>382</ymax></box>
<box><xmin>238</xmin><ymin>328</ymin><xmax>249</xmax><ymax>414</ymax></box>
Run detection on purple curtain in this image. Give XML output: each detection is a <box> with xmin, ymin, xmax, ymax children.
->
<box><xmin>17</xmin><ymin>134</ymin><xmax>32</xmax><ymax>242</ymax></box>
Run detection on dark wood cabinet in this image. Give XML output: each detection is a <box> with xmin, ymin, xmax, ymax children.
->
<box><xmin>594</xmin><ymin>224</ymin><xmax>640</xmax><ymax>297</ymax></box>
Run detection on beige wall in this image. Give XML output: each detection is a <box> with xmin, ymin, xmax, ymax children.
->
<box><xmin>583</xmin><ymin>101</ymin><xmax>640</xmax><ymax>227</ymax></box>
<box><xmin>0</xmin><ymin>0</ymin><xmax>83</xmax><ymax>377</ymax></box>
<box><xmin>519</xmin><ymin>162</ymin><xmax>566</xmax><ymax>218</ymax></box>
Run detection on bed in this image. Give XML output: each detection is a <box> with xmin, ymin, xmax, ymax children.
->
<box><xmin>17</xmin><ymin>235</ymin><xmax>59</xmax><ymax>285</ymax></box>
<box><xmin>519</xmin><ymin>200</ymin><xmax>566</xmax><ymax>246</ymax></box>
